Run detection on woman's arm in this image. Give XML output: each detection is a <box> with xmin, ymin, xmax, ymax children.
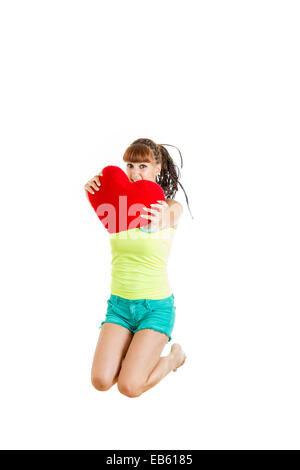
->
<box><xmin>165</xmin><ymin>199</ymin><xmax>183</xmax><ymax>229</ymax></box>
<box><xmin>140</xmin><ymin>199</ymin><xmax>183</xmax><ymax>231</ymax></box>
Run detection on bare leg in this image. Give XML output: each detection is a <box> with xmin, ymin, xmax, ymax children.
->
<box><xmin>91</xmin><ymin>323</ymin><xmax>133</xmax><ymax>391</ymax></box>
<box><xmin>142</xmin><ymin>343</ymin><xmax>187</xmax><ymax>393</ymax></box>
<box><xmin>117</xmin><ymin>329</ymin><xmax>187</xmax><ymax>398</ymax></box>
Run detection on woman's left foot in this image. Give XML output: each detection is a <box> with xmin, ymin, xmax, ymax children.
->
<box><xmin>170</xmin><ymin>343</ymin><xmax>187</xmax><ymax>372</ymax></box>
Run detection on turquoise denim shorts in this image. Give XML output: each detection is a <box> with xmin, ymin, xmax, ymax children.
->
<box><xmin>100</xmin><ymin>293</ymin><xmax>176</xmax><ymax>342</ymax></box>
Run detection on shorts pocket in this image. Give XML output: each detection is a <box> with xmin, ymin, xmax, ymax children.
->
<box><xmin>108</xmin><ymin>294</ymin><xmax>119</xmax><ymax>307</ymax></box>
<box><xmin>146</xmin><ymin>295</ymin><xmax>175</xmax><ymax>311</ymax></box>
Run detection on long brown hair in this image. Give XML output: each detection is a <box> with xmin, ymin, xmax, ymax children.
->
<box><xmin>123</xmin><ymin>138</ymin><xmax>194</xmax><ymax>219</ymax></box>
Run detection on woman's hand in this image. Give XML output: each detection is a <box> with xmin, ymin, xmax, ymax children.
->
<box><xmin>84</xmin><ymin>171</ymin><xmax>103</xmax><ymax>200</ymax></box>
<box><xmin>140</xmin><ymin>200</ymin><xmax>170</xmax><ymax>231</ymax></box>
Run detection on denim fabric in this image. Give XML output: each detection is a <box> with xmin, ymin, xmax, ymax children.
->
<box><xmin>100</xmin><ymin>293</ymin><xmax>176</xmax><ymax>342</ymax></box>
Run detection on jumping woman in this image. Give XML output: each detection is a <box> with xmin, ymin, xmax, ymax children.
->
<box><xmin>85</xmin><ymin>138</ymin><xmax>193</xmax><ymax>398</ymax></box>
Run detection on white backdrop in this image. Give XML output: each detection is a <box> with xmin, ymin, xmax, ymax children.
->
<box><xmin>0</xmin><ymin>0</ymin><xmax>299</xmax><ymax>450</ymax></box>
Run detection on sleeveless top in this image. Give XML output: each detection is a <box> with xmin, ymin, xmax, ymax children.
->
<box><xmin>109</xmin><ymin>226</ymin><xmax>176</xmax><ymax>300</ymax></box>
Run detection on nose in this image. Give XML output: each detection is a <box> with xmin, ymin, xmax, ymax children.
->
<box><xmin>130</xmin><ymin>172</ymin><xmax>141</xmax><ymax>182</ymax></box>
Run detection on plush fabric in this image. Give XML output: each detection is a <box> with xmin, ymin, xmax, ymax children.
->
<box><xmin>87</xmin><ymin>165</ymin><xmax>166</xmax><ymax>234</ymax></box>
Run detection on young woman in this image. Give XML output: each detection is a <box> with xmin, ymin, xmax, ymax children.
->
<box><xmin>85</xmin><ymin>138</ymin><xmax>193</xmax><ymax>398</ymax></box>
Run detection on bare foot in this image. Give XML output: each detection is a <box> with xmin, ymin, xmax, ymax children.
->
<box><xmin>170</xmin><ymin>343</ymin><xmax>187</xmax><ymax>372</ymax></box>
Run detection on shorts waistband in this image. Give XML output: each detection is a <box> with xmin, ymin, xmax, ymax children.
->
<box><xmin>110</xmin><ymin>293</ymin><xmax>174</xmax><ymax>306</ymax></box>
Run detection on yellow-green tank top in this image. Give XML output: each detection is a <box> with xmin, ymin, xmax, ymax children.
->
<box><xmin>109</xmin><ymin>226</ymin><xmax>175</xmax><ymax>300</ymax></box>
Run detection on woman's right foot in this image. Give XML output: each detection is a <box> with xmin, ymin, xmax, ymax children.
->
<box><xmin>170</xmin><ymin>343</ymin><xmax>187</xmax><ymax>372</ymax></box>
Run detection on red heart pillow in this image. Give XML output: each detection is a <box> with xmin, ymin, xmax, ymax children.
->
<box><xmin>87</xmin><ymin>165</ymin><xmax>166</xmax><ymax>234</ymax></box>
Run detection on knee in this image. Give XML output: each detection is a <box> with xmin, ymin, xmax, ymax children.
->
<box><xmin>117</xmin><ymin>379</ymin><xmax>143</xmax><ymax>398</ymax></box>
<box><xmin>91</xmin><ymin>374</ymin><xmax>114</xmax><ymax>392</ymax></box>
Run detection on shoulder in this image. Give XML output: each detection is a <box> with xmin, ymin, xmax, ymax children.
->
<box><xmin>165</xmin><ymin>199</ymin><xmax>183</xmax><ymax>212</ymax></box>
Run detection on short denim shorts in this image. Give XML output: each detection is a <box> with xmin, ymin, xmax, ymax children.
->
<box><xmin>100</xmin><ymin>293</ymin><xmax>176</xmax><ymax>342</ymax></box>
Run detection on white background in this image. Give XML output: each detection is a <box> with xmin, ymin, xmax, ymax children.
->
<box><xmin>0</xmin><ymin>0</ymin><xmax>299</xmax><ymax>450</ymax></box>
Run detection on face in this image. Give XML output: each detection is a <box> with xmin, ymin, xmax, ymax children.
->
<box><xmin>125</xmin><ymin>161</ymin><xmax>161</xmax><ymax>183</ymax></box>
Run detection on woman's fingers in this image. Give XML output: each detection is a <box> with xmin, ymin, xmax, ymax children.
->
<box><xmin>94</xmin><ymin>175</ymin><xmax>101</xmax><ymax>186</ymax></box>
<box><xmin>84</xmin><ymin>182</ymin><xmax>98</xmax><ymax>195</ymax></box>
<box><xmin>149</xmin><ymin>202</ymin><xmax>167</xmax><ymax>209</ymax></box>
<box><xmin>142</xmin><ymin>207</ymin><xmax>158</xmax><ymax>214</ymax></box>
<box><xmin>84</xmin><ymin>172</ymin><xmax>103</xmax><ymax>199</ymax></box>
<box><xmin>84</xmin><ymin>171</ymin><xmax>104</xmax><ymax>198</ymax></box>
<box><xmin>85</xmin><ymin>185</ymin><xmax>95</xmax><ymax>195</ymax></box>
<box><xmin>89</xmin><ymin>181</ymin><xmax>100</xmax><ymax>191</ymax></box>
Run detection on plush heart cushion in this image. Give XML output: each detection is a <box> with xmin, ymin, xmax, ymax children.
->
<box><xmin>87</xmin><ymin>165</ymin><xmax>166</xmax><ymax>234</ymax></box>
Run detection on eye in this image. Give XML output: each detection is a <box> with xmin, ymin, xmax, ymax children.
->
<box><xmin>126</xmin><ymin>163</ymin><xmax>147</xmax><ymax>168</ymax></box>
